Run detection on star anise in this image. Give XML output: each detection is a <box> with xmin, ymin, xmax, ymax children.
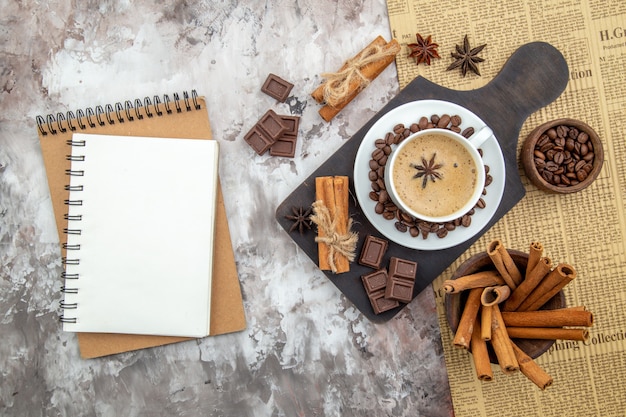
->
<box><xmin>411</xmin><ymin>153</ymin><xmax>443</xmax><ymax>189</ymax></box>
<box><xmin>446</xmin><ymin>35</ymin><xmax>486</xmax><ymax>76</ymax></box>
<box><xmin>285</xmin><ymin>206</ymin><xmax>312</xmax><ymax>235</ymax></box>
<box><xmin>407</xmin><ymin>33</ymin><xmax>441</xmax><ymax>66</ymax></box>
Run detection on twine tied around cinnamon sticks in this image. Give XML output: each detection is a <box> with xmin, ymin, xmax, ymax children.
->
<box><xmin>310</xmin><ymin>200</ymin><xmax>358</xmax><ymax>274</ymax></box>
<box><xmin>320</xmin><ymin>43</ymin><xmax>398</xmax><ymax>108</ymax></box>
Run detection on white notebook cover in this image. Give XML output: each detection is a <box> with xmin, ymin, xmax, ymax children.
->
<box><xmin>61</xmin><ymin>133</ymin><xmax>219</xmax><ymax>337</ymax></box>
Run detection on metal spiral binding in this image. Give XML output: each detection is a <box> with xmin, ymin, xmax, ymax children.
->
<box><xmin>60</xmin><ymin>138</ymin><xmax>87</xmax><ymax>325</ymax></box>
<box><xmin>36</xmin><ymin>90</ymin><xmax>200</xmax><ymax>136</ymax></box>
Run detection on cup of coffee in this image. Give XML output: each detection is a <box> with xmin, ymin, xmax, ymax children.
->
<box><xmin>384</xmin><ymin>127</ymin><xmax>493</xmax><ymax>223</ymax></box>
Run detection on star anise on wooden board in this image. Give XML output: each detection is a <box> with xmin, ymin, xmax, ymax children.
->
<box><xmin>407</xmin><ymin>33</ymin><xmax>441</xmax><ymax>66</ymax></box>
<box><xmin>285</xmin><ymin>206</ymin><xmax>312</xmax><ymax>234</ymax></box>
<box><xmin>411</xmin><ymin>153</ymin><xmax>443</xmax><ymax>189</ymax></box>
<box><xmin>446</xmin><ymin>35</ymin><xmax>486</xmax><ymax>76</ymax></box>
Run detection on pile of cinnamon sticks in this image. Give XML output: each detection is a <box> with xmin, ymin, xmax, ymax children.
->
<box><xmin>443</xmin><ymin>239</ymin><xmax>593</xmax><ymax>389</ymax></box>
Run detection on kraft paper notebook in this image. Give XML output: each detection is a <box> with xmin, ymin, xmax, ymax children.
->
<box><xmin>37</xmin><ymin>91</ymin><xmax>246</xmax><ymax>357</ymax></box>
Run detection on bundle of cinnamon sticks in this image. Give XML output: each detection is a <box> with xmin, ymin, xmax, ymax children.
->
<box><xmin>443</xmin><ymin>239</ymin><xmax>594</xmax><ymax>389</ymax></box>
<box><xmin>311</xmin><ymin>36</ymin><xmax>400</xmax><ymax>122</ymax></box>
<box><xmin>310</xmin><ymin>176</ymin><xmax>358</xmax><ymax>274</ymax></box>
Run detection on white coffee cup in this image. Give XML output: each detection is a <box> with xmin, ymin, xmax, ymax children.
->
<box><xmin>384</xmin><ymin>127</ymin><xmax>493</xmax><ymax>223</ymax></box>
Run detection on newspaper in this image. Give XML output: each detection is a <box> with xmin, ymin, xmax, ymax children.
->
<box><xmin>386</xmin><ymin>1</ymin><xmax>626</xmax><ymax>416</ymax></box>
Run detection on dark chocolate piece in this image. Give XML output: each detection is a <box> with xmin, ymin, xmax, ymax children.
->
<box><xmin>269</xmin><ymin>135</ymin><xmax>297</xmax><ymax>157</ymax></box>
<box><xmin>385</xmin><ymin>257</ymin><xmax>418</xmax><ymax>303</ymax></box>
<box><xmin>244</xmin><ymin>125</ymin><xmax>275</xmax><ymax>155</ymax></box>
<box><xmin>358</xmin><ymin>235</ymin><xmax>389</xmax><ymax>269</ymax></box>
<box><xmin>361</xmin><ymin>269</ymin><xmax>388</xmax><ymax>293</ymax></box>
<box><xmin>261</xmin><ymin>73</ymin><xmax>294</xmax><ymax>102</ymax></box>
<box><xmin>368</xmin><ymin>289</ymin><xmax>399</xmax><ymax>314</ymax></box>
<box><xmin>257</xmin><ymin>109</ymin><xmax>288</xmax><ymax>140</ymax></box>
<box><xmin>279</xmin><ymin>115</ymin><xmax>300</xmax><ymax>136</ymax></box>
<box><xmin>384</xmin><ymin>278</ymin><xmax>414</xmax><ymax>303</ymax></box>
<box><xmin>388</xmin><ymin>257</ymin><xmax>417</xmax><ymax>280</ymax></box>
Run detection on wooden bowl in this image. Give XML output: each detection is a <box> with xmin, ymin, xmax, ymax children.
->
<box><xmin>444</xmin><ymin>250</ymin><xmax>565</xmax><ymax>362</ymax></box>
<box><xmin>521</xmin><ymin>118</ymin><xmax>603</xmax><ymax>193</ymax></box>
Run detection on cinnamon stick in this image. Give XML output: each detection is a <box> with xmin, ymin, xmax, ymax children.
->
<box><xmin>453</xmin><ymin>288</ymin><xmax>482</xmax><ymax>350</ymax></box>
<box><xmin>442</xmin><ymin>270</ymin><xmax>504</xmax><ymax>293</ymax></box>
<box><xmin>526</xmin><ymin>241</ymin><xmax>544</xmax><ymax>278</ymax></box>
<box><xmin>481</xmin><ymin>304</ymin><xmax>492</xmax><ymax>341</ymax></box>
<box><xmin>501</xmin><ymin>308</ymin><xmax>593</xmax><ymax>328</ymax></box>
<box><xmin>490</xmin><ymin>304</ymin><xmax>519</xmax><ymax>373</ymax></box>
<box><xmin>315</xmin><ymin>176</ymin><xmax>335</xmax><ymax>271</ymax></box>
<box><xmin>506</xmin><ymin>327</ymin><xmax>589</xmax><ymax>341</ymax></box>
<box><xmin>503</xmin><ymin>257</ymin><xmax>552</xmax><ymax>311</ymax></box>
<box><xmin>471</xmin><ymin>317</ymin><xmax>493</xmax><ymax>381</ymax></box>
<box><xmin>517</xmin><ymin>263</ymin><xmax>576</xmax><ymax>311</ymax></box>
<box><xmin>481</xmin><ymin>285</ymin><xmax>511</xmax><ymax>306</ymax></box>
<box><xmin>487</xmin><ymin>240</ymin><xmax>522</xmax><ymax>289</ymax></box>
<box><xmin>511</xmin><ymin>342</ymin><xmax>553</xmax><ymax>390</ymax></box>
<box><xmin>332</xmin><ymin>176</ymin><xmax>350</xmax><ymax>273</ymax></box>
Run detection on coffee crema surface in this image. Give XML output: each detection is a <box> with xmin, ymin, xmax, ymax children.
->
<box><xmin>391</xmin><ymin>133</ymin><xmax>478</xmax><ymax>218</ymax></box>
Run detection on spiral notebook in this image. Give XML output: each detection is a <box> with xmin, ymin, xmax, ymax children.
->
<box><xmin>61</xmin><ymin>133</ymin><xmax>219</xmax><ymax>337</ymax></box>
<box><xmin>38</xmin><ymin>91</ymin><xmax>246</xmax><ymax>356</ymax></box>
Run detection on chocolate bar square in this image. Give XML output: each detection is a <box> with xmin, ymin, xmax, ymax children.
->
<box><xmin>368</xmin><ymin>289</ymin><xmax>399</xmax><ymax>314</ymax></box>
<box><xmin>384</xmin><ymin>278</ymin><xmax>414</xmax><ymax>303</ymax></box>
<box><xmin>279</xmin><ymin>115</ymin><xmax>300</xmax><ymax>136</ymax></box>
<box><xmin>361</xmin><ymin>269</ymin><xmax>388</xmax><ymax>293</ymax></box>
<box><xmin>261</xmin><ymin>73</ymin><xmax>294</xmax><ymax>102</ymax></box>
<box><xmin>244</xmin><ymin>125</ymin><xmax>275</xmax><ymax>155</ymax></box>
<box><xmin>388</xmin><ymin>257</ymin><xmax>417</xmax><ymax>280</ymax></box>
<box><xmin>358</xmin><ymin>235</ymin><xmax>389</xmax><ymax>269</ymax></box>
<box><xmin>257</xmin><ymin>109</ymin><xmax>288</xmax><ymax>140</ymax></box>
<box><xmin>269</xmin><ymin>135</ymin><xmax>297</xmax><ymax>157</ymax></box>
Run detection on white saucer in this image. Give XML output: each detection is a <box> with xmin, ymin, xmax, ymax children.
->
<box><xmin>353</xmin><ymin>100</ymin><xmax>505</xmax><ymax>250</ymax></box>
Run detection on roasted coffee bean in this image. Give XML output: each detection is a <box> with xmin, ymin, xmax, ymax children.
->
<box><xmin>385</xmin><ymin>132</ymin><xmax>395</xmax><ymax>145</ymax></box>
<box><xmin>450</xmin><ymin>115</ymin><xmax>462</xmax><ymax>126</ymax></box>
<box><xmin>461</xmin><ymin>127</ymin><xmax>475</xmax><ymax>138</ymax></box>
<box><xmin>369</xmin><ymin>191</ymin><xmax>378</xmax><ymax>201</ymax></box>
<box><xmin>383</xmin><ymin>211</ymin><xmax>395</xmax><ymax>220</ymax></box>
<box><xmin>375</xmin><ymin>202</ymin><xmax>384</xmax><ymax>214</ymax></box>
<box><xmin>437</xmin><ymin>114</ymin><xmax>451</xmax><ymax>128</ymax></box>
<box><xmin>372</xmin><ymin>148</ymin><xmax>384</xmax><ymax>161</ymax></box>
<box><xmin>410</xmin><ymin>123</ymin><xmax>420</xmax><ymax>133</ymax></box>
<box><xmin>409</xmin><ymin>227</ymin><xmax>419</xmax><ymax>237</ymax></box>
<box><xmin>461</xmin><ymin>215</ymin><xmax>471</xmax><ymax>227</ymax></box>
<box><xmin>393</xmin><ymin>123</ymin><xmax>405</xmax><ymax>134</ymax></box>
<box><xmin>553</xmin><ymin>151</ymin><xmax>565</xmax><ymax>165</ymax></box>
<box><xmin>383</xmin><ymin>145</ymin><xmax>392</xmax><ymax>155</ymax></box>
<box><xmin>378</xmin><ymin>190</ymin><xmax>389</xmax><ymax>204</ymax></box>
<box><xmin>537</xmin><ymin>134</ymin><xmax>550</xmax><ymax>147</ymax></box>
<box><xmin>450</xmin><ymin>126</ymin><xmax>461</xmax><ymax>133</ymax></box>
<box><xmin>418</xmin><ymin>116</ymin><xmax>429</xmax><ymax>130</ymax></box>
<box><xmin>476</xmin><ymin>198</ymin><xmax>486</xmax><ymax>209</ymax></box>
<box><xmin>375</xmin><ymin>139</ymin><xmax>386</xmax><ymax>148</ymax></box>
<box><xmin>376</xmin><ymin>178</ymin><xmax>386</xmax><ymax>190</ymax></box>
<box><xmin>436</xmin><ymin>227</ymin><xmax>448</xmax><ymax>238</ymax></box>
<box><xmin>371</xmin><ymin>181</ymin><xmax>380</xmax><ymax>192</ymax></box>
<box><xmin>556</xmin><ymin>125</ymin><xmax>568</xmax><ymax>138</ymax></box>
<box><xmin>546</xmin><ymin>128</ymin><xmax>557</xmax><ymax>139</ymax></box>
<box><xmin>395</xmin><ymin>222</ymin><xmax>408</xmax><ymax>233</ymax></box>
<box><xmin>485</xmin><ymin>174</ymin><xmax>493</xmax><ymax>186</ymax></box>
<box><xmin>378</xmin><ymin>155</ymin><xmax>388</xmax><ymax>166</ymax></box>
<box><xmin>400</xmin><ymin>211</ymin><xmax>413</xmax><ymax>223</ymax></box>
<box><xmin>444</xmin><ymin>222</ymin><xmax>456</xmax><ymax>231</ymax></box>
<box><xmin>431</xmin><ymin>114</ymin><xmax>440</xmax><ymax>125</ymax></box>
<box><xmin>368</xmin><ymin>170</ymin><xmax>378</xmax><ymax>181</ymax></box>
<box><xmin>369</xmin><ymin>160</ymin><xmax>379</xmax><ymax>170</ymax></box>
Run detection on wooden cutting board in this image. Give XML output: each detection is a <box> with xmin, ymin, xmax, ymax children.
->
<box><xmin>275</xmin><ymin>42</ymin><xmax>569</xmax><ymax>322</ymax></box>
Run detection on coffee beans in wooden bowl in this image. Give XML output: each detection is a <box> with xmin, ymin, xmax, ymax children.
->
<box><xmin>521</xmin><ymin>118</ymin><xmax>603</xmax><ymax>193</ymax></box>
